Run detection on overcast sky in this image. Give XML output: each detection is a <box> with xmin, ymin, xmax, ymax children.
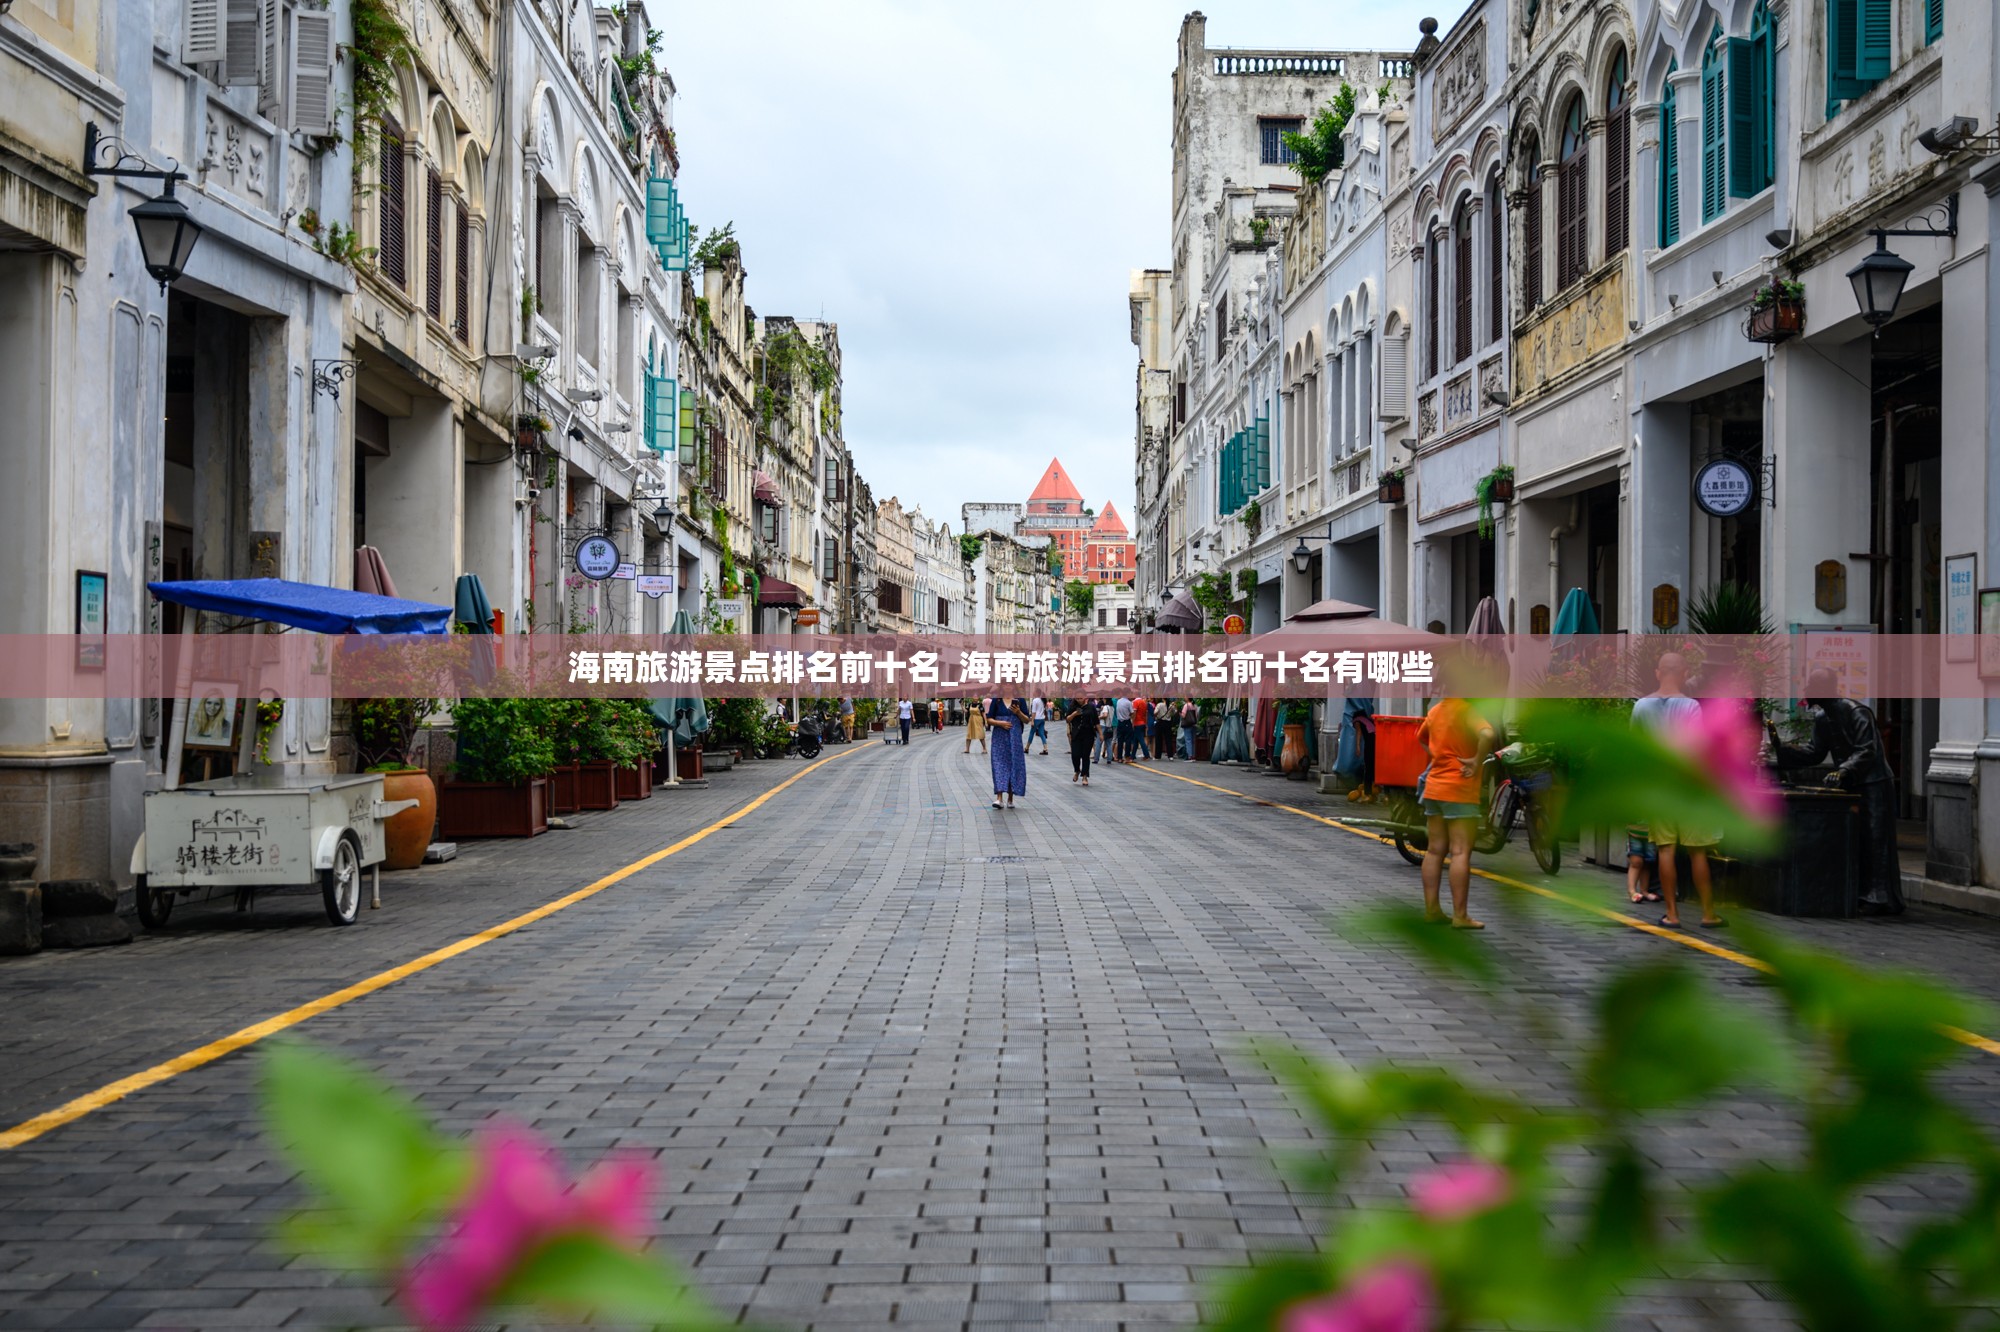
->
<box><xmin>666</xmin><ymin>2</ymin><xmax>1435</xmax><ymax>533</ymax></box>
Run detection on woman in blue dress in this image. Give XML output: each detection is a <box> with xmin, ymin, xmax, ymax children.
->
<box><xmin>986</xmin><ymin>696</ymin><xmax>1030</xmax><ymax>809</ymax></box>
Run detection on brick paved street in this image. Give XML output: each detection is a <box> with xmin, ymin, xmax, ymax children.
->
<box><xmin>4</xmin><ymin>734</ymin><xmax>2000</xmax><ymax>1330</ymax></box>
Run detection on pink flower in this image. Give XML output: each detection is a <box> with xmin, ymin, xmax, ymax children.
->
<box><xmin>402</xmin><ymin>1124</ymin><xmax>654</xmax><ymax>1332</ymax></box>
<box><xmin>1282</xmin><ymin>1262</ymin><xmax>1436</xmax><ymax>1332</ymax></box>
<box><xmin>1688</xmin><ymin>695</ymin><xmax>1781</xmax><ymax>822</ymax></box>
<box><xmin>1407</xmin><ymin>1159</ymin><xmax>1511</xmax><ymax>1221</ymax></box>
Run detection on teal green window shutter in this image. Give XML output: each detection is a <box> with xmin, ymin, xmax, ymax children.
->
<box><xmin>1726</xmin><ymin>39</ymin><xmax>1757</xmax><ymax>196</ymax></box>
<box><xmin>1255</xmin><ymin>415</ymin><xmax>1270</xmax><ymax>489</ymax></box>
<box><xmin>642</xmin><ymin>370</ymin><xmax>656</xmax><ymax>450</ymax></box>
<box><xmin>1926</xmin><ymin>0</ymin><xmax>1943</xmax><ymax>44</ymax></box>
<box><xmin>1659</xmin><ymin>64</ymin><xmax>1681</xmax><ymax>247</ymax></box>
<box><xmin>652</xmin><ymin>377</ymin><xmax>677</xmax><ymax>455</ymax></box>
<box><xmin>1827</xmin><ymin>0</ymin><xmax>1867</xmax><ymax>110</ymax></box>
<box><xmin>1700</xmin><ymin>34</ymin><xmax>1727</xmax><ymax>222</ymax></box>
<box><xmin>1854</xmin><ymin>0</ymin><xmax>1891</xmax><ymax>80</ymax></box>
<box><xmin>645</xmin><ymin>178</ymin><xmax>674</xmax><ymax>246</ymax></box>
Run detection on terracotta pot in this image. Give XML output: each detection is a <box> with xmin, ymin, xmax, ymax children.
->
<box><xmin>615</xmin><ymin>760</ymin><xmax>653</xmax><ymax>801</ymax></box>
<box><xmin>1280</xmin><ymin>722</ymin><xmax>1309</xmax><ymax>776</ymax></box>
<box><xmin>549</xmin><ymin>763</ymin><xmax>580</xmax><ymax>814</ymax></box>
<box><xmin>438</xmin><ymin>778</ymin><xmax>548</xmax><ymax>839</ymax></box>
<box><xmin>577</xmin><ymin>760</ymin><xmax>621</xmax><ymax>810</ymax></box>
<box><xmin>378</xmin><ymin>769</ymin><xmax>436</xmax><ymax>870</ymax></box>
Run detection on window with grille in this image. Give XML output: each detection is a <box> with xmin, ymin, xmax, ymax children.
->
<box><xmin>378</xmin><ymin>122</ymin><xmax>407</xmax><ymax>290</ymax></box>
<box><xmin>425</xmin><ymin>168</ymin><xmax>443</xmax><ymax>318</ymax></box>
<box><xmin>1259</xmin><ymin>119</ymin><xmax>1302</xmax><ymax>165</ymax></box>
<box><xmin>453</xmin><ymin>201</ymin><xmax>470</xmax><ymax>342</ymax></box>
<box><xmin>1557</xmin><ymin>95</ymin><xmax>1589</xmax><ymax>289</ymax></box>
<box><xmin>1604</xmin><ymin>50</ymin><xmax>1631</xmax><ymax>259</ymax></box>
<box><xmin>879</xmin><ymin>581</ymin><xmax>903</xmax><ymax>615</ymax></box>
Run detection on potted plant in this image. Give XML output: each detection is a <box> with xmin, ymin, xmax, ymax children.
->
<box><xmin>546</xmin><ymin>699</ymin><xmax>585</xmax><ymax>814</ymax></box>
<box><xmin>1747</xmin><ymin>278</ymin><xmax>1805</xmax><ymax>343</ymax></box>
<box><xmin>439</xmin><ymin>696</ymin><xmax>555</xmax><ymax>838</ymax></box>
<box><xmin>611</xmin><ymin>701</ymin><xmax>659</xmax><ymax>801</ymax></box>
<box><xmin>570</xmin><ymin>698</ymin><xmax>626</xmax><ymax>810</ymax></box>
<box><xmin>1473</xmin><ymin>464</ymin><xmax>1515</xmax><ymax>540</ymax></box>
<box><xmin>1378</xmin><ymin>467</ymin><xmax>1407</xmax><ymax>506</ymax></box>
<box><xmin>353</xmin><ymin>696</ymin><xmax>442</xmax><ymax>869</ymax></box>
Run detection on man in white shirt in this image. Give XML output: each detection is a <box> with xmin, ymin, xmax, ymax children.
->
<box><xmin>896</xmin><ymin>697</ymin><xmax>914</xmax><ymax>746</ymax></box>
<box><xmin>1028</xmin><ymin>696</ymin><xmax>1049</xmax><ymax>755</ymax></box>
<box><xmin>1633</xmin><ymin>653</ymin><xmax>1722</xmax><ymax>930</ymax></box>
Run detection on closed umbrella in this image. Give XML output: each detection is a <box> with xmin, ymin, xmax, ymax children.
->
<box><xmin>1551</xmin><ymin>587</ymin><xmax>1600</xmax><ymax>635</ymax></box>
<box><xmin>354</xmin><ymin>546</ymin><xmax>397</xmax><ymax>597</ymax></box>
<box><xmin>1466</xmin><ymin>594</ymin><xmax>1509</xmax><ymax>692</ymax></box>
<box><xmin>657</xmin><ymin>608</ymin><xmax>708</xmax><ymax>745</ymax></box>
<box><xmin>453</xmin><ymin>573</ymin><xmax>495</xmax><ymax>633</ymax></box>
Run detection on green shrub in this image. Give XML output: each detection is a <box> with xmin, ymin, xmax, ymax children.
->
<box><xmin>450</xmin><ymin>697</ymin><xmax>556</xmax><ymax>784</ymax></box>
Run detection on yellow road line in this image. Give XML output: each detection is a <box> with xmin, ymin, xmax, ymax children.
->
<box><xmin>1131</xmin><ymin>761</ymin><xmax>2000</xmax><ymax>1056</ymax></box>
<box><xmin>0</xmin><ymin>745</ymin><xmax>867</xmax><ymax>1151</ymax></box>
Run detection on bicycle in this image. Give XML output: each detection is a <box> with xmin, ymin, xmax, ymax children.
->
<box><xmin>1387</xmin><ymin>744</ymin><xmax>1561</xmax><ymax>875</ymax></box>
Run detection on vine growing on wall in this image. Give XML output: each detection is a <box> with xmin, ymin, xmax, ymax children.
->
<box><xmin>345</xmin><ymin>0</ymin><xmax>417</xmax><ymax>174</ymax></box>
<box><xmin>296</xmin><ymin>209</ymin><xmax>376</xmax><ymax>269</ymax></box>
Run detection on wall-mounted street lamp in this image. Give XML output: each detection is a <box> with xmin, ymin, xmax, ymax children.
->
<box><xmin>1848</xmin><ymin>193</ymin><xmax>1958</xmax><ymax>329</ymax></box>
<box><xmin>83</xmin><ymin>122</ymin><xmax>202</xmax><ymax>293</ymax></box>
<box><xmin>1290</xmin><ymin>519</ymin><xmax>1337</xmax><ymax>576</ymax></box>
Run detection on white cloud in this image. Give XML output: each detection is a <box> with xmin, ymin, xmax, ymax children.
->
<box><xmin>665</xmin><ymin>0</ymin><xmax>1434</xmax><ymax>529</ymax></box>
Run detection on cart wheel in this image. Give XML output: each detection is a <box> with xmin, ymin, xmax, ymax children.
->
<box><xmin>321</xmin><ymin>834</ymin><xmax>362</xmax><ymax>926</ymax></box>
<box><xmin>1476</xmin><ymin>783</ymin><xmax>1517</xmax><ymax>856</ymax></box>
<box><xmin>134</xmin><ymin>876</ymin><xmax>173</xmax><ymax>929</ymax></box>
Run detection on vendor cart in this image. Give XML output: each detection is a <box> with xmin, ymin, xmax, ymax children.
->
<box><xmin>132</xmin><ymin>772</ymin><xmax>418</xmax><ymax>926</ymax></box>
<box><xmin>131</xmin><ymin>577</ymin><xmax>454</xmax><ymax>930</ymax></box>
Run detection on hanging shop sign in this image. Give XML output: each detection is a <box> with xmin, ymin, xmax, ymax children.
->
<box><xmin>636</xmin><ymin>574</ymin><xmax>676</xmax><ymax>599</ymax></box>
<box><xmin>1693</xmin><ymin>458</ymin><xmax>1757</xmax><ymax>518</ymax></box>
<box><xmin>613</xmin><ymin>563</ymin><xmax>637</xmax><ymax>580</ymax></box>
<box><xmin>574</xmin><ymin>534</ymin><xmax>622</xmax><ymax>581</ymax></box>
<box><xmin>796</xmin><ymin>608</ymin><xmax>821</xmax><ymax>627</ymax></box>
<box><xmin>1222</xmin><ymin>614</ymin><xmax>1248</xmax><ymax>635</ymax></box>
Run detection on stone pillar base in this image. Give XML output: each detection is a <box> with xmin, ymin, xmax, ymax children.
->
<box><xmin>0</xmin><ymin>755</ymin><xmax>113</xmax><ymax>885</ymax></box>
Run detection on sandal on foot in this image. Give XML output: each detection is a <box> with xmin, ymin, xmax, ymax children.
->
<box><xmin>1699</xmin><ymin>916</ymin><xmax>1729</xmax><ymax>929</ymax></box>
<box><xmin>1656</xmin><ymin>915</ymin><xmax>1683</xmax><ymax>929</ymax></box>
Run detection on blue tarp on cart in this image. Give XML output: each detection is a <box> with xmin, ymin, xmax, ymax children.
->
<box><xmin>147</xmin><ymin>579</ymin><xmax>454</xmax><ymax>635</ymax></box>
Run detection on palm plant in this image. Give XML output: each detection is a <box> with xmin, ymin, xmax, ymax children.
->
<box><xmin>1686</xmin><ymin>581</ymin><xmax>1773</xmax><ymax>635</ymax></box>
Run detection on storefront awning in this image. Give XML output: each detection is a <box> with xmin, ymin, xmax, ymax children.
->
<box><xmin>753</xmin><ymin>470</ymin><xmax>780</xmax><ymax>504</ymax></box>
<box><xmin>757</xmin><ymin>576</ymin><xmax>805</xmax><ymax>608</ymax></box>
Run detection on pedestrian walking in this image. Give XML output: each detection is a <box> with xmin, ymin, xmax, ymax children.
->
<box><xmin>1632</xmin><ymin>653</ymin><xmax>1724</xmax><ymax>929</ymax></box>
<box><xmin>897</xmin><ymin>697</ymin><xmax>914</xmax><ymax>747</ymax></box>
<box><xmin>839</xmin><ymin>695</ymin><xmax>855</xmax><ymax>743</ymax></box>
<box><xmin>1097</xmin><ymin>698</ymin><xmax>1115</xmax><ymax>764</ymax></box>
<box><xmin>1771</xmin><ymin>667</ymin><xmax>1904</xmax><ymax>914</ymax></box>
<box><xmin>1114</xmin><ymin>695</ymin><xmax>1134</xmax><ymax>761</ymax></box>
<box><xmin>1131</xmin><ymin>695</ymin><xmax>1152</xmax><ymax>760</ymax></box>
<box><xmin>1029</xmin><ymin>696</ymin><xmax>1050</xmax><ymax>755</ymax></box>
<box><xmin>932</xmin><ymin>699</ymin><xmax>944</xmax><ymax>734</ymax></box>
<box><xmin>986</xmin><ymin>695</ymin><xmax>1030</xmax><ymax>809</ymax></box>
<box><xmin>1153</xmin><ymin>700</ymin><xmax>1174</xmax><ymax>761</ymax></box>
<box><xmin>1417</xmin><ymin>695</ymin><xmax>1497</xmax><ymax>929</ymax></box>
<box><xmin>1067</xmin><ymin>697</ymin><xmax>1100</xmax><ymax>786</ymax></box>
<box><xmin>964</xmin><ymin>698</ymin><xmax>987</xmax><ymax>753</ymax></box>
<box><xmin>1179</xmin><ymin>698</ymin><xmax>1199</xmax><ymax>760</ymax></box>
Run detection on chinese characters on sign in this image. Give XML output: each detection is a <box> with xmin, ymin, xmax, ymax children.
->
<box><xmin>562</xmin><ymin>648</ymin><xmax>1436</xmax><ymax>690</ymax></box>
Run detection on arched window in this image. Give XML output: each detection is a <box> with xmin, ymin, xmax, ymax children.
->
<box><xmin>1487</xmin><ymin>172</ymin><xmax>1504</xmax><ymax>343</ymax></box>
<box><xmin>378</xmin><ymin>117</ymin><xmax>408</xmax><ymax>290</ymax></box>
<box><xmin>1739</xmin><ymin>3</ymin><xmax>1776</xmax><ymax>197</ymax></box>
<box><xmin>1604</xmin><ymin>49</ymin><xmax>1631</xmax><ymax>258</ymax></box>
<box><xmin>1520</xmin><ymin>136</ymin><xmax>1544</xmax><ymax>311</ymax></box>
<box><xmin>1658</xmin><ymin>60</ymin><xmax>1681</xmax><ymax>247</ymax></box>
<box><xmin>1701</xmin><ymin>24</ymin><xmax>1727</xmax><ymax>222</ymax></box>
<box><xmin>1452</xmin><ymin>196</ymin><xmax>1475</xmax><ymax>365</ymax></box>
<box><xmin>1556</xmin><ymin>93</ymin><xmax>1589</xmax><ymax>288</ymax></box>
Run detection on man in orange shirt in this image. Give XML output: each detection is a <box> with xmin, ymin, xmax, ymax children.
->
<box><xmin>1417</xmin><ymin>696</ymin><xmax>1497</xmax><ymax>929</ymax></box>
<box><xmin>1131</xmin><ymin>695</ymin><xmax>1151</xmax><ymax>760</ymax></box>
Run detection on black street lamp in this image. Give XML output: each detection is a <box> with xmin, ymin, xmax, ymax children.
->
<box><xmin>1290</xmin><ymin>518</ymin><xmax>1336</xmax><ymax>576</ymax></box>
<box><xmin>1847</xmin><ymin>238</ymin><xmax>1914</xmax><ymax>328</ymax></box>
<box><xmin>83</xmin><ymin>122</ymin><xmax>202</xmax><ymax>293</ymax></box>
<box><xmin>1846</xmin><ymin>192</ymin><xmax>1957</xmax><ymax>330</ymax></box>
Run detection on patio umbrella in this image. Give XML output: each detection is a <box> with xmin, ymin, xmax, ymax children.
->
<box><xmin>1551</xmin><ymin>587</ymin><xmax>1600</xmax><ymax>635</ymax></box>
<box><xmin>453</xmin><ymin>573</ymin><xmax>495</xmax><ymax>633</ymax></box>
<box><xmin>1466</xmin><ymin>594</ymin><xmax>1509</xmax><ymax>692</ymax></box>
<box><xmin>354</xmin><ymin>546</ymin><xmax>398</xmax><ymax>598</ymax></box>
<box><xmin>655</xmin><ymin>608</ymin><xmax>709</xmax><ymax>745</ymax></box>
<box><xmin>1156</xmin><ymin>589</ymin><xmax>1203</xmax><ymax>632</ymax></box>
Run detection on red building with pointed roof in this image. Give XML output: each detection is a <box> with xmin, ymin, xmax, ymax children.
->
<box><xmin>1019</xmin><ymin>458</ymin><xmax>1137</xmax><ymax>585</ymax></box>
<box><xmin>1084</xmin><ymin>503</ymin><xmax>1137</xmax><ymax>585</ymax></box>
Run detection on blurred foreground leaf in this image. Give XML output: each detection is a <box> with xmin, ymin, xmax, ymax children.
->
<box><xmin>1587</xmin><ymin>961</ymin><xmax>1797</xmax><ymax>1114</ymax></box>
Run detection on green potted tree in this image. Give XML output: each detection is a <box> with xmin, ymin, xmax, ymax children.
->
<box><xmin>611</xmin><ymin>700</ymin><xmax>659</xmax><ymax>801</ymax></box>
<box><xmin>546</xmin><ymin>698</ymin><xmax>585</xmax><ymax>814</ymax></box>
<box><xmin>439</xmin><ymin>696</ymin><xmax>555</xmax><ymax>838</ymax></box>
<box><xmin>352</xmin><ymin>696</ymin><xmax>441</xmax><ymax>869</ymax></box>
<box><xmin>571</xmin><ymin>698</ymin><xmax>626</xmax><ymax>810</ymax></box>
